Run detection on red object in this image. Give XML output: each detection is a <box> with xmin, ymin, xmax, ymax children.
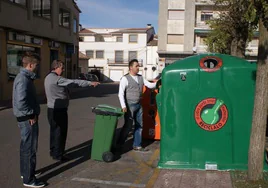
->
<box><xmin>142</xmin><ymin>86</ymin><xmax>161</xmax><ymax>140</ymax></box>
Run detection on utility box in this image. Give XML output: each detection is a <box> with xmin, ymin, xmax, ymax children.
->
<box><xmin>156</xmin><ymin>53</ymin><xmax>267</xmax><ymax>170</ymax></box>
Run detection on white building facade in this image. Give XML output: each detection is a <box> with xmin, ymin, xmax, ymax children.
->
<box><xmin>79</xmin><ymin>26</ymin><xmax>158</xmax><ymax>81</ymax></box>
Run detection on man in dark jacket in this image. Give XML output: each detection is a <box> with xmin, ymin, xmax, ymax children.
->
<box><xmin>13</xmin><ymin>52</ymin><xmax>45</xmax><ymax>187</ymax></box>
<box><xmin>44</xmin><ymin>60</ymin><xmax>99</xmax><ymax>161</ymax></box>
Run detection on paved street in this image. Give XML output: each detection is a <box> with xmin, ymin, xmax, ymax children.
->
<box><xmin>0</xmin><ymin>83</ymin><xmax>233</xmax><ymax>188</ymax></box>
<box><xmin>0</xmin><ymin>83</ymin><xmax>161</xmax><ymax>188</ymax></box>
<box><xmin>0</xmin><ymin>83</ymin><xmax>125</xmax><ymax>187</ymax></box>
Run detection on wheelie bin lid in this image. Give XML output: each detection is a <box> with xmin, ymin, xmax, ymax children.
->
<box><xmin>92</xmin><ymin>104</ymin><xmax>124</xmax><ymax>117</ymax></box>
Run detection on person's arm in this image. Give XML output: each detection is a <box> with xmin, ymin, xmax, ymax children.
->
<box><xmin>57</xmin><ymin>77</ymin><xmax>98</xmax><ymax>87</ymax></box>
<box><xmin>143</xmin><ymin>78</ymin><xmax>156</xmax><ymax>89</ymax></box>
<box><xmin>15</xmin><ymin>80</ymin><xmax>34</xmax><ymax>116</ymax></box>
<box><xmin>118</xmin><ymin>77</ymin><xmax>128</xmax><ymax>109</ymax></box>
<box><xmin>15</xmin><ymin>80</ymin><xmax>37</xmax><ymax>125</ymax></box>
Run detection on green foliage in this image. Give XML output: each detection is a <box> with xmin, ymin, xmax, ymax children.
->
<box><xmin>255</xmin><ymin>0</ymin><xmax>268</xmax><ymax>28</ymax></box>
<box><xmin>205</xmin><ymin>19</ymin><xmax>232</xmax><ymax>54</ymax></box>
<box><xmin>205</xmin><ymin>0</ymin><xmax>258</xmax><ymax>55</ymax></box>
<box><xmin>245</xmin><ymin>2</ymin><xmax>257</xmax><ymax>23</ymax></box>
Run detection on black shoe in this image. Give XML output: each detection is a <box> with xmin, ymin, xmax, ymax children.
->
<box><xmin>52</xmin><ymin>155</ymin><xmax>70</xmax><ymax>162</ymax></box>
<box><xmin>133</xmin><ymin>146</ymin><xmax>149</xmax><ymax>152</ymax></box>
<box><xmin>23</xmin><ymin>181</ymin><xmax>46</xmax><ymax>187</ymax></box>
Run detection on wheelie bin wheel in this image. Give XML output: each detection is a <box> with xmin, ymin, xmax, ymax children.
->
<box><xmin>102</xmin><ymin>151</ymin><xmax>114</xmax><ymax>162</ymax></box>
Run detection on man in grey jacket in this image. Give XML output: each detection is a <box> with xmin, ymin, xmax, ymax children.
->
<box><xmin>44</xmin><ymin>60</ymin><xmax>99</xmax><ymax>161</ymax></box>
<box><xmin>13</xmin><ymin>52</ymin><xmax>46</xmax><ymax>187</ymax></box>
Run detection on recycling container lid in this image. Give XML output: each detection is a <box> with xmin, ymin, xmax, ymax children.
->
<box><xmin>92</xmin><ymin>104</ymin><xmax>124</xmax><ymax>117</ymax></box>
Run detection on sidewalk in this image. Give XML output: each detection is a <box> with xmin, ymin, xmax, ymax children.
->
<box><xmin>48</xmin><ymin>141</ymin><xmax>233</xmax><ymax>188</ymax></box>
<box><xmin>153</xmin><ymin>170</ymin><xmax>232</xmax><ymax>188</ymax></box>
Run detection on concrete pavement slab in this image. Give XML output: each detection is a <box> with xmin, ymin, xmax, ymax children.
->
<box><xmin>48</xmin><ymin>142</ymin><xmax>160</xmax><ymax>188</ymax></box>
<box><xmin>153</xmin><ymin>170</ymin><xmax>184</xmax><ymax>188</ymax></box>
<box><xmin>153</xmin><ymin>170</ymin><xmax>232</xmax><ymax>188</ymax></box>
<box><xmin>180</xmin><ymin>170</ymin><xmax>206</xmax><ymax>188</ymax></box>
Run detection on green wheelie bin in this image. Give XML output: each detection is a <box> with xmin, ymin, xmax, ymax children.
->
<box><xmin>91</xmin><ymin>104</ymin><xmax>124</xmax><ymax>162</ymax></box>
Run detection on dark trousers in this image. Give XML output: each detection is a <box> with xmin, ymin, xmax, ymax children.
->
<box><xmin>47</xmin><ymin>108</ymin><xmax>68</xmax><ymax>158</ymax></box>
<box><xmin>18</xmin><ymin>120</ymin><xmax>39</xmax><ymax>184</ymax></box>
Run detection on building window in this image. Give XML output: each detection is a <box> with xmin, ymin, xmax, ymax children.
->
<box><xmin>128</xmin><ymin>51</ymin><xmax>137</xmax><ymax>61</ymax></box>
<box><xmin>96</xmin><ymin>50</ymin><xmax>104</xmax><ymax>59</ymax></box>
<box><xmin>201</xmin><ymin>12</ymin><xmax>213</xmax><ymax>22</ymax></box>
<box><xmin>167</xmin><ymin>34</ymin><xmax>184</xmax><ymax>44</ymax></box>
<box><xmin>115</xmin><ymin>51</ymin><xmax>124</xmax><ymax>63</ymax></box>
<box><xmin>86</xmin><ymin>50</ymin><xmax>94</xmax><ymax>58</ymax></box>
<box><xmin>116</xmin><ymin>36</ymin><xmax>123</xmax><ymax>42</ymax></box>
<box><xmin>7</xmin><ymin>44</ymin><xmax>40</xmax><ymax>80</ymax></box>
<box><xmin>79</xmin><ymin>37</ymin><xmax>84</xmax><ymax>42</ymax></box>
<box><xmin>73</xmin><ymin>18</ymin><xmax>77</xmax><ymax>33</ymax></box>
<box><xmin>129</xmin><ymin>35</ymin><xmax>138</xmax><ymax>43</ymax></box>
<box><xmin>59</xmin><ymin>9</ymin><xmax>70</xmax><ymax>28</ymax></box>
<box><xmin>168</xmin><ymin>10</ymin><xmax>185</xmax><ymax>20</ymax></box>
<box><xmin>33</xmin><ymin>0</ymin><xmax>51</xmax><ymax>19</ymax></box>
<box><xmin>95</xmin><ymin>35</ymin><xmax>105</xmax><ymax>42</ymax></box>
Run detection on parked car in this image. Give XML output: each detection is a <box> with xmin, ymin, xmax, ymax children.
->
<box><xmin>78</xmin><ymin>73</ymin><xmax>99</xmax><ymax>82</ymax></box>
<box><xmin>78</xmin><ymin>73</ymin><xmax>88</xmax><ymax>80</ymax></box>
<box><xmin>87</xmin><ymin>73</ymin><xmax>99</xmax><ymax>82</ymax></box>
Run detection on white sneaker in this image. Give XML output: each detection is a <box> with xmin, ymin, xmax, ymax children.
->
<box><xmin>21</xmin><ymin>172</ymin><xmax>41</xmax><ymax>179</ymax></box>
<box><xmin>133</xmin><ymin>146</ymin><xmax>149</xmax><ymax>152</ymax></box>
<box><xmin>23</xmin><ymin>181</ymin><xmax>45</xmax><ymax>187</ymax></box>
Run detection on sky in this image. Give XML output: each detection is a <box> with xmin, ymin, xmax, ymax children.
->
<box><xmin>77</xmin><ymin>0</ymin><xmax>159</xmax><ymax>32</ymax></box>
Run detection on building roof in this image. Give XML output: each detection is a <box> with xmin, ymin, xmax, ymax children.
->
<box><xmin>110</xmin><ymin>28</ymin><xmax>152</xmax><ymax>34</ymax></box>
<box><xmin>79</xmin><ymin>52</ymin><xmax>90</xmax><ymax>59</ymax></box>
<box><xmin>79</xmin><ymin>29</ymin><xmax>96</xmax><ymax>34</ymax></box>
<box><xmin>79</xmin><ymin>27</ymin><xmax>154</xmax><ymax>35</ymax></box>
<box><xmin>73</xmin><ymin>0</ymin><xmax>82</xmax><ymax>13</ymax></box>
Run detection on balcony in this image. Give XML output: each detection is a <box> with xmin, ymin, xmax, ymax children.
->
<box><xmin>195</xmin><ymin>0</ymin><xmax>215</xmax><ymax>5</ymax></box>
<box><xmin>195</xmin><ymin>22</ymin><xmax>210</xmax><ymax>29</ymax></box>
<box><xmin>107</xmin><ymin>59</ymin><xmax>143</xmax><ymax>67</ymax></box>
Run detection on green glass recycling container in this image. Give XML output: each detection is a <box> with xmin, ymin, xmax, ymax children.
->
<box><xmin>156</xmin><ymin>53</ymin><xmax>268</xmax><ymax>170</ymax></box>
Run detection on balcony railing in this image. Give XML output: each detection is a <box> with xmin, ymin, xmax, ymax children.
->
<box><xmin>195</xmin><ymin>22</ymin><xmax>210</xmax><ymax>28</ymax></box>
<box><xmin>107</xmin><ymin>59</ymin><xmax>143</xmax><ymax>66</ymax></box>
<box><xmin>195</xmin><ymin>0</ymin><xmax>215</xmax><ymax>5</ymax></box>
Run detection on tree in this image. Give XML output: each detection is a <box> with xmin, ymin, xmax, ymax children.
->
<box><xmin>205</xmin><ymin>0</ymin><xmax>257</xmax><ymax>57</ymax></box>
<box><xmin>205</xmin><ymin>0</ymin><xmax>268</xmax><ymax>181</ymax></box>
<box><xmin>205</xmin><ymin>18</ymin><xmax>232</xmax><ymax>54</ymax></box>
<box><xmin>248</xmin><ymin>0</ymin><xmax>268</xmax><ymax>181</ymax></box>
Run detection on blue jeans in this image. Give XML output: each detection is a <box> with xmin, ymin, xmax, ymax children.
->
<box><xmin>18</xmin><ymin>120</ymin><xmax>39</xmax><ymax>184</ymax></box>
<box><xmin>118</xmin><ymin>103</ymin><xmax>143</xmax><ymax>147</ymax></box>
